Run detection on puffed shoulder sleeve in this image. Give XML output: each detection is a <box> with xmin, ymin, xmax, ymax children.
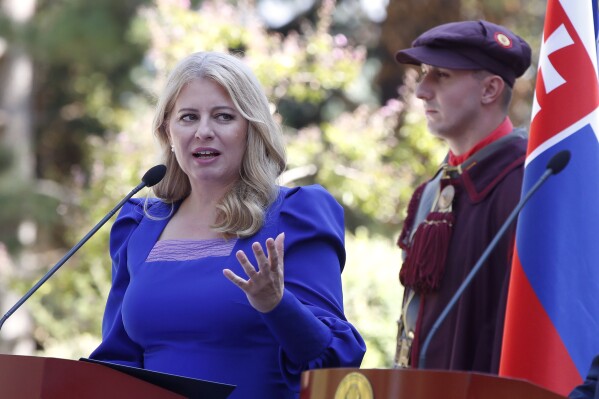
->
<box><xmin>260</xmin><ymin>185</ymin><xmax>366</xmax><ymax>387</ymax></box>
<box><xmin>89</xmin><ymin>198</ymin><xmax>145</xmax><ymax>367</ymax></box>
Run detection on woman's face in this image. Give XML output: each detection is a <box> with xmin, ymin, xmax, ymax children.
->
<box><xmin>167</xmin><ymin>78</ymin><xmax>248</xmax><ymax>190</ymax></box>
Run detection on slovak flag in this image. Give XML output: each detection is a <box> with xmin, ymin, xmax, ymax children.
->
<box><xmin>499</xmin><ymin>0</ymin><xmax>599</xmax><ymax>396</ymax></box>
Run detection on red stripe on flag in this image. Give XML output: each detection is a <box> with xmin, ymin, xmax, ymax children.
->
<box><xmin>500</xmin><ymin>250</ymin><xmax>582</xmax><ymax>396</ymax></box>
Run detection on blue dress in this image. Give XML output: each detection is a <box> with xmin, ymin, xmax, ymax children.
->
<box><xmin>90</xmin><ymin>185</ymin><xmax>366</xmax><ymax>398</ymax></box>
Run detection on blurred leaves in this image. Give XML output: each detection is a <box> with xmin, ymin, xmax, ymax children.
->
<box><xmin>343</xmin><ymin>230</ymin><xmax>403</xmax><ymax>368</ymax></box>
<box><xmin>140</xmin><ymin>0</ymin><xmax>366</xmax><ymax>106</ymax></box>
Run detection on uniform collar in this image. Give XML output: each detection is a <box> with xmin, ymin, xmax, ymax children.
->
<box><xmin>448</xmin><ymin>117</ymin><xmax>514</xmax><ymax>166</ymax></box>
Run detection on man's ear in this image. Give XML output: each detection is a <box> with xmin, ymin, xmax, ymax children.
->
<box><xmin>481</xmin><ymin>75</ymin><xmax>505</xmax><ymax>105</ymax></box>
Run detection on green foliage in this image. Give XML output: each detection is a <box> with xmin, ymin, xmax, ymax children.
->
<box><xmin>290</xmin><ymin>96</ymin><xmax>443</xmax><ymax>237</ymax></box>
<box><xmin>138</xmin><ymin>0</ymin><xmax>366</xmax><ymax>106</ymax></box>
<box><xmin>28</xmin><ymin>0</ymin><xmax>151</xmax><ymax>183</ymax></box>
<box><xmin>343</xmin><ymin>230</ymin><xmax>403</xmax><ymax>367</ymax></box>
<box><xmin>0</xmin><ymin>182</ymin><xmax>62</xmax><ymax>251</ymax></box>
<box><xmin>32</xmin><ymin>0</ymin><xmax>149</xmax><ymax>70</ymax></box>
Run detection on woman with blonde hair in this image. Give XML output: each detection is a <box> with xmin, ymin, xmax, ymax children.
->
<box><xmin>91</xmin><ymin>51</ymin><xmax>365</xmax><ymax>399</ymax></box>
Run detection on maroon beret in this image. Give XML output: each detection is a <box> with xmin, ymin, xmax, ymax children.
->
<box><xmin>395</xmin><ymin>20</ymin><xmax>532</xmax><ymax>87</ymax></box>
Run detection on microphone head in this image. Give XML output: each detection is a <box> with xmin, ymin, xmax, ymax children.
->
<box><xmin>546</xmin><ymin>150</ymin><xmax>571</xmax><ymax>175</ymax></box>
<box><xmin>142</xmin><ymin>164</ymin><xmax>167</xmax><ymax>187</ymax></box>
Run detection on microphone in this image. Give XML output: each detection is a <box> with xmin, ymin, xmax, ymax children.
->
<box><xmin>418</xmin><ymin>150</ymin><xmax>570</xmax><ymax>369</ymax></box>
<box><xmin>0</xmin><ymin>164</ymin><xmax>167</xmax><ymax>332</ymax></box>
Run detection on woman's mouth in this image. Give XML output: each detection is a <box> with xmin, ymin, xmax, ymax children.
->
<box><xmin>193</xmin><ymin>150</ymin><xmax>220</xmax><ymax>159</ymax></box>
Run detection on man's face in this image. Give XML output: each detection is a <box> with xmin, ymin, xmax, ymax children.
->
<box><xmin>415</xmin><ymin>65</ymin><xmax>487</xmax><ymax>142</ymax></box>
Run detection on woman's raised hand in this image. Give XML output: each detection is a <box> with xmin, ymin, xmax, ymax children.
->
<box><xmin>223</xmin><ymin>232</ymin><xmax>285</xmax><ymax>313</ymax></box>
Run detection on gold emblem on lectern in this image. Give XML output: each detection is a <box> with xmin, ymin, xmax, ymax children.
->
<box><xmin>334</xmin><ymin>372</ymin><xmax>374</xmax><ymax>399</ymax></box>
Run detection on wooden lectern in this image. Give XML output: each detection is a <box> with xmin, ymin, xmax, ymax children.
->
<box><xmin>300</xmin><ymin>368</ymin><xmax>568</xmax><ymax>399</ymax></box>
<box><xmin>0</xmin><ymin>354</ymin><xmax>234</xmax><ymax>399</ymax></box>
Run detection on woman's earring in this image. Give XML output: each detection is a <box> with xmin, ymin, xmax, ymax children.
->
<box><xmin>171</xmin><ymin>144</ymin><xmax>175</xmax><ymax>153</ymax></box>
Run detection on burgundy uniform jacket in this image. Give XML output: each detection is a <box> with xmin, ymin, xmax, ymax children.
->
<box><xmin>403</xmin><ymin>132</ymin><xmax>527</xmax><ymax>373</ymax></box>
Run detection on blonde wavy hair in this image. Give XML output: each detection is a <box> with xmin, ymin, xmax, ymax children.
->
<box><xmin>151</xmin><ymin>52</ymin><xmax>287</xmax><ymax>237</ymax></box>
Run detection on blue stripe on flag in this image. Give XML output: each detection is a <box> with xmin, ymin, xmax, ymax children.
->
<box><xmin>594</xmin><ymin>0</ymin><xmax>599</xmax><ymax>40</ymax></box>
<box><xmin>517</xmin><ymin>125</ymin><xmax>599</xmax><ymax>376</ymax></box>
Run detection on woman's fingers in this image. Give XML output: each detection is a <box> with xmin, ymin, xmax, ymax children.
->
<box><xmin>236</xmin><ymin>249</ymin><xmax>258</xmax><ymax>278</ymax></box>
<box><xmin>265</xmin><ymin>238</ymin><xmax>278</xmax><ymax>272</ymax></box>
<box><xmin>227</xmin><ymin>233</ymin><xmax>285</xmax><ymax>286</ymax></box>
<box><xmin>223</xmin><ymin>268</ymin><xmax>247</xmax><ymax>287</ymax></box>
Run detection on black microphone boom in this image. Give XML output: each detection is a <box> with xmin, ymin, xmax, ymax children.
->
<box><xmin>0</xmin><ymin>164</ymin><xmax>167</xmax><ymax>332</ymax></box>
<box><xmin>418</xmin><ymin>150</ymin><xmax>570</xmax><ymax>369</ymax></box>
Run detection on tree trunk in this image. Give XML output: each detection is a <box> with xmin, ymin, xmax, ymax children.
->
<box><xmin>0</xmin><ymin>0</ymin><xmax>37</xmax><ymax>355</ymax></box>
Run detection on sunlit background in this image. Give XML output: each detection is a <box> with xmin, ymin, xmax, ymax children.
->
<box><xmin>0</xmin><ymin>0</ymin><xmax>544</xmax><ymax>368</ymax></box>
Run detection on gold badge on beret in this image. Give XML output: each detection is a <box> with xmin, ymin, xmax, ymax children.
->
<box><xmin>495</xmin><ymin>32</ymin><xmax>513</xmax><ymax>48</ymax></box>
<box><xmin>334</xmin><ymin>372</ymin><xmax>373</xmax><ymax>399</ymax></box>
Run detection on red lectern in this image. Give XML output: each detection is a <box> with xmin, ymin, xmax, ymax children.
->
<box><xmin>300</xmin><ymin>368</ymin><xmax>568</xmax><ymax>399</ymax></box>
<box><xmin>0</xmin><ymin>354</ymin><xmax>237</xmax><ymax>399</ymax></box>
<box><xmin>0</xmin><ymin>354</ymin><xmax>183</xmax><ymax>398</ymax></box>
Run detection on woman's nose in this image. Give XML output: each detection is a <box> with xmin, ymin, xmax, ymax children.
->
<box><xmin>195</xmin><ymin>120</ymin><xmax>214</xmax><ymax>140</ymax></box>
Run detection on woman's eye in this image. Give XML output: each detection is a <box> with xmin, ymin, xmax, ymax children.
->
<box><xmin>180</xmin><ymin>114</ymin><xmax>197</xmax><ymax>122</ymax></box>
<box><xmin>216</xmin><ymin>113</ymin><xmax>234</xmax><ymax>121</ymax></box>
